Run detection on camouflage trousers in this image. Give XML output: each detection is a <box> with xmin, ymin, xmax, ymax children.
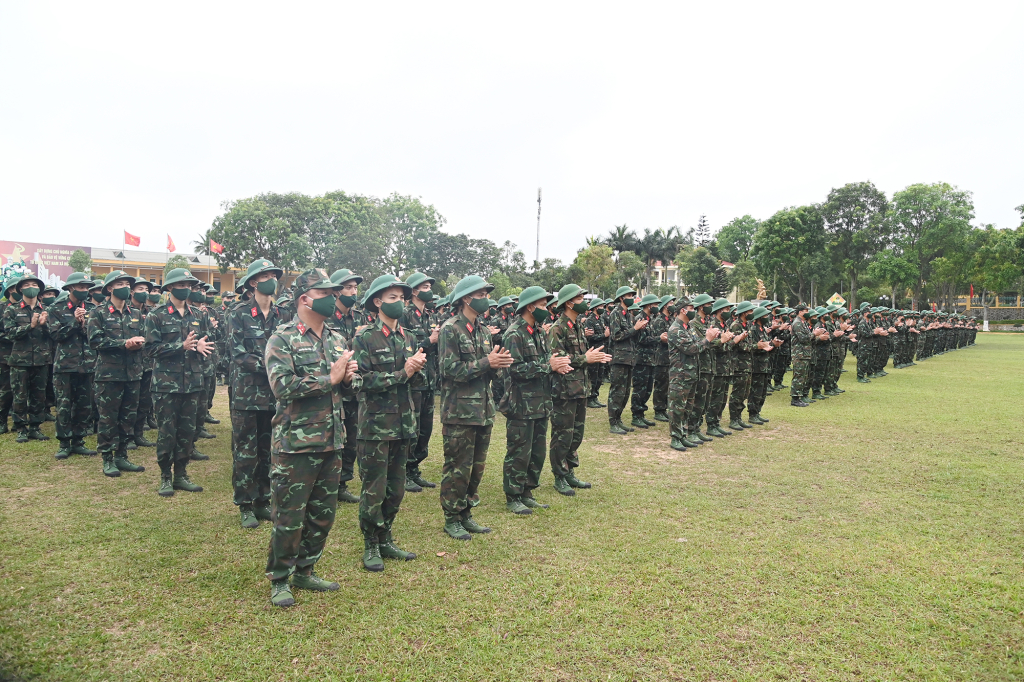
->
<box><xmin>668</xmin><ymin>371</ymin><xmax>697</xmax><ymax>440</ymax></box>
<box><xmin>587</xmin><ymin>360</ymin><xmax>604</xmax><ymax>400</ymax></box>
<box><xmin>10</xmin><ymin>364</ymin><xmax>47</xmax><ymax>427</ymax></box>
<box><xmin>357</xmin><ymin>438</ymin><xmax>410</xmax><ymax>537</ymax></box>
<box><xmin>134</xmin><ymin>369</ymin><xmax>153</xmax><ymax>439</ymax></box>
<box><xmin>491</xmin><ymin>375</ymin><xmax>506</xmax><ymax>407</ymax></box>
<box><xmin>630</xmin><ymin>364</ymin><xmax>654</xmax><ymax>418</ymax></box>
<box><xmin>790</xmin><ymin>353</ymin><xmax>811</xmax><ymax>398</ymax></box>
<box><xmin>686</xmin><ymin>371</ymin><xmax>711</xmax><ymax>432</ymax></box>
<box><xmin>53</xmin><ymin>372</ymin><xmax>93</xmax><ymax>441</ymax></box>
<box><xmin>504</xmin><ymin>416</ymin><xmax>548</xmax><ymax>500</ymax></box>
<box><xmin>193</xmin><ymin>374</ymin><xmax>215</xmax><ymax>438</ymax></box>
<box><xmin>810</xmin><ymin>350</ymin><xmax>829</xmax><ymax>392</ymax></box>
<box><xmin>549</xmin><ymin>398</ymin><xmax>585</xmax><ymax>478</ymax></box>
<box><xmin>441</xmin><ymin>423</ymin><xmax>491</xmax><ymax>520</ymax></box>
<box><xmin>652</xmin><ymin>365</ymin><xmax>669</xmax><ymax>413</ymax></box>
<box><xmin>46</xmin><ymin>365</ymin><xmax>55</xmax><ymax>409</ymax></box>
<box><xmin>728</xmin><ymin>371</ymin><xmax>751</xmax><ymax>421</ymax></box>
<box><xmin>606</xmin><ymin>364</ymin><xmax>633</xmax><ymax>422</ymax></box>
<box><xmin>94</xmin><ymin>380</ymin><xmax>140</xmax><ymax>457</ymax></box>
<box><xmin>706</xmin><ymin>374</ymin><xmax>731</xmax><ymax>427</ymax></box>
<box><xmin>857</xmin><ymin>341</ymin><xmax>872</xmax><ymax>378</ymax></box>
<box><xmin>340</xmin><ymin>399</ymin><xmax>358</xmax><ymax>486</ymax></box>
<box><xmin>772</xmin><ymin>351</ymin><xmax>790</xmax><ymax>386</ymax></box>
<box><xmin>0</xmin><ymin>363</ymin><xmax>11</xmax><ymax>423</ymax></box>
<box><xmin>827</xmin><ymin>351</ymin><xmax>844</xmax><ymax>389</ymax></box>
<box><xmin>265</xmin><ymin>450</ymin><xmax>342</xmax><ymax>581</ymax></box>
<box><xmin>231</xmin><ymin>408</ymin><xmax>273</xmax><ymax>507</ymax></box>
<box><xmin>154</xmin><ymin>391</ymin><xmax>200</xmax><ymax>474</ymax></box>
<box><xmin>408</xmin><ymin>389</ymin><xmax>434</xmax><ymax>476</ymax></box>
<box><xmin>748</xmin><ymin>373</ymin><xmax>769</xmax><ymax>417</ymax></box>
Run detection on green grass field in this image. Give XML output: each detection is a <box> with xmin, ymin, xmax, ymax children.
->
<box><xmin>2</xmin><ymin>334</ymin><xmax>1023</xmax><ymax>681</ymax></box>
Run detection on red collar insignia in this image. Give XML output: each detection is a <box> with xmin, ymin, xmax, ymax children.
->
<box><xmin>297</xmin><ymin>322</ymin><xmax>307</xmax><ymax>335</ymax></box>
<box><xmin>382</xmin><ymin>325</ymin><xmax>391</xmax><ymax>337</ymax></box>
<box><xmin>466</xmin><ymin>323</ymin><xmax>473</xmax><ymax>333</ymax></box>
<box><xmin>415</xmin><ymin>309</ymin><xmax>421</xmax><ymax>318</ymax></box>
<box><xmin>19</xmin><ymin>302</ymin><xmax>25</xmax><ymax>308</ymax></box>
<box><xmin>527</xmin><ymin>325</ymin><xmax>534</xmax><ymax>334</ymax></box>
<box><xmin>252</xmin><ymin>306</ymin><xmax>258</xmax><ymax>318</ymax></box>
<box><xmin>67</xmin><ymin>302</ymin><xmax>73</xmax><ymax>310</ymax></box>
<box><xmin>567</xmin><ymin>320</ymin><xmax>573</xmax><ymax>329</ymax></box>
<box><xmin>108</xmin><ymin>305</ymin><xmax>115</xmax><ymax>313</ymax></box>
<box><xmin>168</xmin><ymin>305</ymin><xmax>174</xmax><ymax>314</ymax></box>
<box><xmin>335</xmin><ymin>310</ymin><xmax>342</xmax><ymax>320</ymax></box>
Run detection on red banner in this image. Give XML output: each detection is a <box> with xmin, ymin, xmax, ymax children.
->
<box><xmin>0</xmin><ymin>241</ymin><xmax>92</xmax><ymax>289</ymax></box>
<box><xmin>124</xmin><ymin>231</ymin><xmax>141</xmax><ymax>247</ymax></box>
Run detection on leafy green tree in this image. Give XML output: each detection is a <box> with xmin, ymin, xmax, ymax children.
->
<box><xmin>751</xmin><ymin>205</ymin><xmax>826</xmax><ymax>302</ymax></box>
<box><xmin>207</xmin><ymin>192</ymin><xmax>315</xmax><ymax>279</ymax></box>
<box><xmin>677</xmin><ymin>246</ymin><xmax>719</xmax><ymax>297</ymax></box>
<box><xmin>970</xmin><ymin>225</ymin><xmax>1020</xmax><ymax>317</ymax></box>
<box><xmin>164</xmin><ymin>254</ymin><xmax>191</xmax><ymax>277</ymax></box>
<box><xmin>604</xmin><ymin>224</ymin><xmax>638</xmax><ymax>265</ymax></box>
<box><xmin>728</xmin><ymin>259</ymin><xmax>760</xmax><ymax>300</ymax></box>
<box><xmin>868</xmin><ymin>252</ymin><xmax>918</xmax><ymax>309</ymax></box>
<box><xmin>531</xmin><ymin>258</ymin><xmax>568</xmax><ymax>294</ymax></box>
<box><xmin>821</xmin><ymin>181</ymin><xmax>890</xmax><ymax>309</ymax></box>
<box><xmin>615</xmin><ymin>251</ymin><xmax>645</xmax><ymax>291</ymax></box>
<box><xmin>887</xmin><ymin>182</ymin><xmax>974</xmax><ymax>308</ymax></box>
<box><xmin>571</xmin><ymin>243</ymin><xmax>616</xmax><ymax>296</ymax></box>
<box><xmin>69</xmin><ymin>249</ymin><xmax>92</xmax><ymax>274</ymax></box>
<box><xmin>716</xmin><ymin>216</ymin><xmax>760</xmax><ymax>264</ymax></box>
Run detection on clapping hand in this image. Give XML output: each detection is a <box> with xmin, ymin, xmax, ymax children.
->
<box><xmin>405</xmin><ymin>348</ymin><xmax>427</xmax><ymax>378</ymax></box>
<box><xmin>487</xmin><ymin>346</ymin><xmax>513</xmax><ymax>369</ymax></box>
<box><xmin>585</xmin><ymin>345</ymin><xmax>612</xmax><ymax>364</ymax></box>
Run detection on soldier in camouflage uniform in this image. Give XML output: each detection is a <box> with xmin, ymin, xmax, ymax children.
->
<box><xmin>325</xmin><ymin>268</ymin><xmax>365</xmax><ymax>505</ymax></box>
<box><xmin>771</xmin><ymin>305</ymin><xmax>792</xmax><ymax>389</ymax></box>
<box><xmin>789</xmin><ymin>304</ymin><xmax>814</xmax><ymax>406</ymax></box>
<box><xmin>127</xmin><ymin>279</ymin><xmax>158</xmax><ymax>449</ymax></box>
<box><xmin>747</xmin><ymin>306</ymin><xmax>778</xmax><ymax>424</ymax></box>
<box><xmin>629</xmin><ymin>293</ymin><xmax>660</xmax><ymax>429</ymax></box>
<box><xmin>651</xmin><ymin>295</ymin><xmax>674</xmax><ymax>422</ymax></box>
<box><xmin>607</xmin><ymin>286</ymin><xmax>646</xmax><ymax>434</ymax></box>
<box><xmin>353</xmin><ymin>275</ymin><xmax>425</xmax><ymax>571</ymax></box>
<box><xmin>200</xmin><ymin>282</ymin><xmax>222</xmax><ymax>426</ymax></box>
<box><xmin>144</xmin><ymin>268</ymin><xmax>213</xmax><ymax>495</ymax></box>
<box><xmin>499</xmin><ymin>286</ymin><xmax>564</xmax><ymax>515</ymax></box>
<box><xmin>216</xmin><ymin>290</ymin><xmax>236</xmax><ymax>384</ymax></box>
<box><xmin>438</xmin><ymin>276</ymin><xmax>513</xmax><ymax>540</ymax></box>
<box><xmin>0</xmin><ymin>277</ymin><xmax>20</xmax><ymax>433</ymax></box>
<box><xmin>855</xmin><ymin>305</ymin><xmax>875</xmax><ymax>382</ymax></box>
<box><xmin>667</xmin><ymin>297</ymin><xmax>707</xmax><ymax>450</ymax></box>
<box><xmin>685</xmin><ymin>294</ymin><xmax>716</xmax><ymax>443</ymax></box>
<box><xmin>705</xmin><ymin>298</ymin><xmax>736</xmax><ymax>437</ymax></box>
<box><xmin>4</xmin><ymin>274</ymin><xmax>53</xmax><ymax>442</ymax></box>
<box><xmin>726</xmin><ymin>301</ymin><xmax>756</xmax><ymax>431</ymax></box>
<box><xmin>547</xmin><ymin>285</ymin><xmax>610</xmax><ymax>496</ymax></box>
<box><xmin>488</xmin><ymin>296</ymin><xmax>514</xmax><ymax>407</ymax></box>
<box><xmin>87</xmin><ymin>271</ymin><xmax>147</xmax><ymax>477</ymax></box>
<box><xmin>49</xmin><ymin>273</ymin><xmax>98</xmax><ymax>459</ymax></box>
<box><xmin>400</xmin><ymin>272</ymin><xmax>440</xmax><ymax>493</ymax></box>
<box><xmin>190</xmin><ymin>281</ymin><xmax>219</xmax><ymax>450</ymax></box>
<box><xmin>228</xmin><ymin>259</ymin><xmax>286</xmax><ymax>528</ymax></box>
<box><xmin>584</xmin><ymin>298</ymin><xmax>609</xmax><ymax>408</ymax></box>
<box><xmin>264</xmin><ymin>268</ymin><xmax>360</xmax><ymax>607</ymax></box>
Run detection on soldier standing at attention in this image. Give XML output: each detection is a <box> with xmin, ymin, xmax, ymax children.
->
<box><xmin>607</xmin><ymin>286</ymin><xmax>646</xmax><ymax>434</ymax></box>
<box><xmin>726</xmin><ymin>301</ymin><xmax>755</xmax><ymax>431</ymax></box>
<box><xmin>4</xmin><ymin>274</ymin><xmax>53</xmax><ymax>442</ymax></box>
<box><xmin>500</xmin><ymin>286</ymin><xmax>568</xmax><ymax>515</ymax></box>
<box><xmin>629</xmin><ymin>293</ymin><xmax>661</xmax><ymax>429</ymax></box>
<box><xmin>353</xmin><ymin>275</ymin><xmax>426</xmax><ymax>572</ymax></box>
<box><xmin>548</xmin><ymin>284</ymin><xmax>610</xmax><ymax>496</ymax></box>
<box><xmin>437</xmin><ymin>276</ymin><xmax>513</xmax><ymax>540</ymax></box>
<box><xmin>128</xmin><ymin>279</ymin><xmax>157</xmax><ymax>450</ymax></box>
<box><xmin>49</xmin><ymin>273</ymin><xmax>98</xmax><ymax>459</ymax></box>
<box><xmin>264</xmin><ymin>268</ymin><xmax>359</xmax><ymax>607</ymax></box>
<box><xmin>0</xmin><ymin>276</ymin><xmax>21</xmax><ymax>434</ymax></box>
<box><xmin>668</xmin><ymin>297</ymin><xmax>713</xmax><ymax>450</ymax></box>
<box><xmin>87</xmin><ymin>271</ymin><xmax>147</xmax><ymax>477</ymax></box>
<box><xmin>191</xmin><ymin>281</ymin><xmax>219</xmax><ymax>448</ymax></box>
<box><xmin>401</xmin><ymin>272</ymin><xmax>440</xmax><ymax>493</ymax></box>
<box><xmin>746</xmin><ymin>306</ymin><xmax>778</xmax><ymax>424</ymax></box>
<box><xmin>144</xmin><ymin>268</ymin><xmax>213</xmax><ymax>496</ymax></box>
<box><xmin>228</xmin><ymin>259</ymin><xmax>286</xmax><ymax>529</ymax></box>
<box><xmin>686</xmin><ymin>294</ymin><xmax>716</xmax><ymax>443</ymax></box>
<box><xmin>650</xmin><ymin>295</ymin><xmax>674</xmax><ymax>423</ymax></box>
<box><xmin>788</xmin><ymin>304</ymin><xmax>813</xmax><ymax>407</ymax></box>
<box><xmin>325</xmin><ymin>268</ymin><xmax>365</xmax><ymax>505</ymax></box>
<box><xmin>705</xmin><ymin>298</ymin><xmax>736</xmax><ymax>438</ymax></box>
<box><xmin>584</xmin><ymin>299</ymin><xmax>609</xmax><ymax>408</ymax></box>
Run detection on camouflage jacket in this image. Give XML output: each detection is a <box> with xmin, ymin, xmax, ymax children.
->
<box><xmin>197</xmin><ymin>305</ymin><xmax>218</xmax><ymax>376</ymax></box>
<box><xmin>144</xmin><ymin>301</ymin><xmax>210</xmax><ymax>393</ymax></box>
<box><xmin>791</xmin><ymin>316</ymin><xmax>814</xmax><ymax>359</ymax></box>
<box><xmin>48</xmin><ymin>298</ymin><xmax>96</xmax><ymax>373</ymax></box>
<box><xmin>668</xmin><ymin>318</ymin><xmax>701</xmax><ymax>380</ymax></box>
<box><xmin>0</xmin><ymin>301</ymin><xmax>10</xmax><ymax>364</ymax></box>
<box><xmin>499</xmin><ymin>315</ymin><xmax>552</xmax><ymax>419</ymax></box>
<box><xmin>228</xmin><ymin>300</ymin><xmax>286</xmax><ymax>411</ymax></box>
<box><xmin>438</xmin><ymin>310</ymin><xmax>496</xmax><ymax>426</ymax></box>
<box><xmin>609</xmin><ymin>305</ymin><xmax>640</xmax><ymax>366</ymax></box>
<box><xmin>710</xmin><ymin>316</ymin><xmax>734</xmax><ymax>376</ymax></box>
<box><xmin>856</xmin><ymin>317</ymin><xmax>875</xmax><ymax>346</ymax></box>
<box><xmin>87</xmin><ymin>301</ymin><xmax>145</xmax><ymax>382</ymax></box>
<box><xmin>632</xmin><ymin>312</ymin><xmax>657</xmax><ymax>366</ymax></box>
<box><xmin>653</xmin><ymin>313</ymin><xmax>671</xmax><ymax>366</ymax></box>
<box><xmin>400</xmin><ymin>301</ymin><xmax>438</xmax><ymax>391</ymax></box>
<box><xmin>265</xmin><ymin>319</ymin><xmax>361</xmax><ymax>454</ymax></box>
<box><xmin>729</xmin><ymin>319</ymin><xmax>755</xmax><ymax>374</ymax></box>
<box><xmin>352</xmin><ymin>318</ymin><xmax>419</xmax><ymax>441</ymax></box>
<box><xmin>692</xmin><ymin>313</ymin><xmax>716</xmax><ymax>375</ymax></box>
<box><xmin>584</xmin><ymin>310</ymin><xmax>607</xmax><ymax>348</ymax></box>
<box><xmin>751</xmin><ymin>320</ymin><xmax>773</xmax><ymax>374</ymax></box>
<box><xmin>4</xmin><ymin>299</ymin><xmax>54</xmax><ymax>367</ymax></box>
<box><xmin>547</xmin><ymin>313</ymin><xmax>590</xmax><ymax>400</ymax></box>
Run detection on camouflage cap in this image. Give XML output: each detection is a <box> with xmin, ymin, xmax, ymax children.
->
<box><xmin>292</xmin><ymin>268</ymin><xmax>336</xmax><ymax>299</ymax></box>
<box><xmin>793</xmin><ymin>303</ymin><xmax>809</xmax><ymax>312</ymax></box>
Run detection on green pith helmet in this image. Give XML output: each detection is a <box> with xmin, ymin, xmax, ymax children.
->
<box><xmin>62</xmin><ymin>272</ymin><xmax>92</xmax><ymax>290</ymax></box>
<box><xmin>637</xmin><ymin>293</ymin><xmax>661</xmax><ymax>308</ymax></box>
<box><xmin>405</xmin><ymin>272</ymin><xmax>434</xmax><ymax>290</ymax></box>
<box><xmin>496</xmin><ymin>296</ymin><xmax>513</xmax><ymax>307</ymax></box>
<box><xmin>690</xmin><ymin>293</ymin><xmax>714</xmax><ymax>307</ymax></box>
<box><xmin>437</xmin><ymin>295</ymin><xmax>450</xmax><ymax>307</ymax></box>
<box><xmin>711</xmin><ymin>297</ymin><xmax>731</xmax><ymax>313</ymax></box>
<box><xmin>3</xmin><ymin>275</ymin><xmax>22</xmax><ymax>298</ymax></box>
<box><xmin>777</xmin><ymin>307</ymin><xmax>791</xmax><ymax>314</ymax></box>
<box><xmin>555</xmin><ymin>283</ymin><xmax>587</xmax><ymax>309</ymax></box>
<box><xmin>807</xmin><ymin>308</ymin><xmax>820</xmax><ymax>318</ymax></box>
<box><xmin>243</xmin><ymin>259</ymin><xmax>284</xmax><ymax>288</ymax></box>
<box><xmin>588</xmin><ymin>297</ymin><xmax>605</xmax><ymax>311</ymax></box>
<box><xmin>825</xmin><ymin>304</ymin><xmax>839</xmax><ymax>313</ymax></box>
<box><xmin>628</xmin><ymin>302</ymin><xmax>640</xmax><ymax>311</ymax></box>
<box><xmin>163</xmin><ymin>268</ymin><xmax>200</xmax><ymax>290</ymax></box>
<box><xmin>734</xmin><ymin>301</ymin><xmax>755</xmax><ymax>315</ymax></box>
<box><xmin>90</xmin><ymin>279</ymin><xmax>105</xmax><ymax>292</ymax></box>
<box><xmin>361</xmin><ymin>274</ymin><xmax>412</xmax><ymax>312</ymax></box>
<box><xmin>613</xmin><ymin>285</ymin><xmax>636</xmax><ymax>301</ymax></box>
<box><xmin>659</xmin><ymin>294</ymin><xmax>676</xmax><ymax>310</ymax></box>
<box><xmin>449</xmin><ymin>275</ymin><xmax>494</xmax><ymax>303</ymax></box>
<box><xmin>43</xmin><ymin>285</ymin><xmax>60</xmax><ymax>296</ymax></box>
<box><xmin>516</xmin><ymin>285</ymin><xmax>554</xmax><ymax>313</ymax></box>
<box><xmin>329</xmin><ymin>268</ymin><xmax>363</xmax><ymax>287</ymax></box>
<box><xmin>487</xmin><ymin>298</ymin><xmax>498</xmax><ymax>307</ymax></box>
<box><xmin>859</xmin><ymin>302</ymin><xmax>870</xmax><ymax>310</ymax></box>
<box><xmin>102</xmin><ymin>270</ymin><xmax>135</xmax><ymax>290</ymax></box>
<box><xmin>750</xmin><ymin>306</ymin><xmax>769</xmax><ymax>321</ymax></box>
<box><xmin>16</xmin><ymin>274</ymin><xmax>45</xmax><ymax>292</ymax></box>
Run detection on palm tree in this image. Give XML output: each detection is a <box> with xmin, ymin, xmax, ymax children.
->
<box><xmin>604</xmin><ymin>224</ymin><xmax>638</xmax><ymax>265</ymax></box>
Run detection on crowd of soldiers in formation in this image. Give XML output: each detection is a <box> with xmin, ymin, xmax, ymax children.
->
<box><xmin>0</xmin><ymin>263</ymin><xmax>978</xmax><ymax>607</ymax></box>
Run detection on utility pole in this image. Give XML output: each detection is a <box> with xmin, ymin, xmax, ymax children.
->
<box><xmin>535</xmin><ymin>188</ymin><xmax>542</xmax><ymax>266</ymax></box>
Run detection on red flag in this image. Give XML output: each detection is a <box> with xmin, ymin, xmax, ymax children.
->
<box><xmin>970</xmin><ymin>284</ymin><xmax>974</xmax><ymax>298</ymax></box>
<box><xmin>167</xmin><ymin>235</ymin><xmax>176</xmax><ymax>253</ymax></box>
<box><xmin>124</xmin><ymin>231</ymin><xmax>140</xmax><ymax>247</ymax></box>
<box><xmin>209</xmin><ymin>239</ymin><xmax>224</xmax><ymax>254</ymax></box>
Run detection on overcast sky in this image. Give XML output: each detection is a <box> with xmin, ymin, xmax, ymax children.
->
<box><xmin>2</xmin><ymin>1</ymin><xmax>1021</xmax><ymax>263</ymax></box>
